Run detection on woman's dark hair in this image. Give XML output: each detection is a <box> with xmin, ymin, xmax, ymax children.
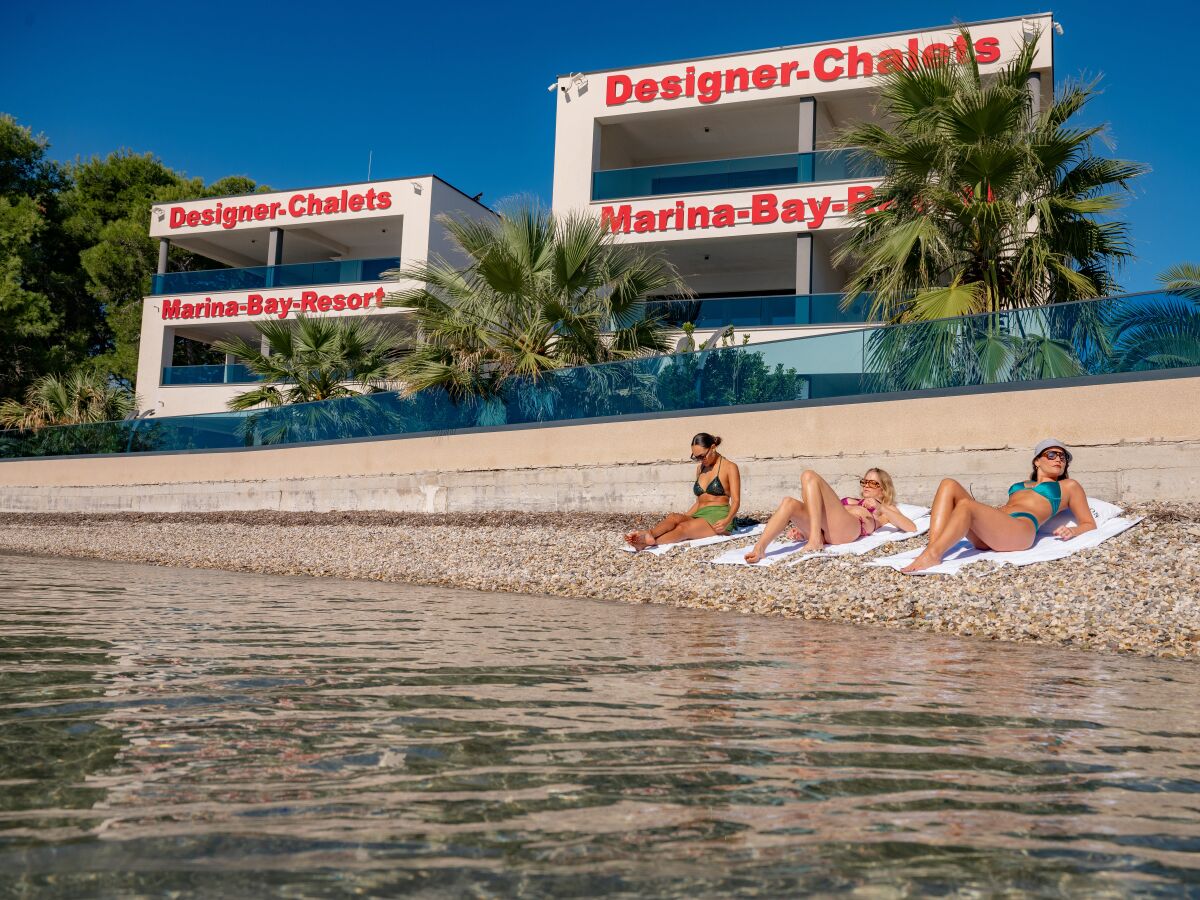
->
<box><xmin>691</xmin><ymin>433</ymin><xmax>722</xmax><ymax>450</ymax></box>
<box><xmin>1031</xmin><ymin>455</ymin><xmax>1070</xmax><ymax>482</ymax></box>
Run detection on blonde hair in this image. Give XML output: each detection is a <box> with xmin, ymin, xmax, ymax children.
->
<box><xmin>866</xmin><ymin>468</ymin><xmax>896</xmax><ymax>504</ymax></box>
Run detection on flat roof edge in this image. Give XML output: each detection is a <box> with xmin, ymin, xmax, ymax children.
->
<box><xmin>160</xmin><ymin>174</ymin><xmax>495</xmax><ymax>214</ymax></box>
<box><xmin>555</xmin><ymin>12</ymin><xmax>1055</xmax><ymax>79</ymax></box>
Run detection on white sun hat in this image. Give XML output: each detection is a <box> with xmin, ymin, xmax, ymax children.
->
<box><xmin>1032</xmin><ymin>438</ymin><xmax>1073</xmax><ymax>463</ymax></box>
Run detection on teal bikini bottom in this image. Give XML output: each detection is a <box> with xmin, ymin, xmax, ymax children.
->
<box><xmin>1008</xmin><ymin>511</ymin><xmax>1040</xmax><ymax>529</ymax></box>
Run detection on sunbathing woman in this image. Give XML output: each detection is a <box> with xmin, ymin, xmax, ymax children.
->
<box><xmin>901</xmin><ymin>439</ymin><xmax>1096</xmax><ymax>573</ymax></box>
<box><xmin>744</xmin><ymin>468</ymin><xmax>916</xmax><ymax>563</ymax></box>
<box><xmin>625</xmin><ymin>433</ymin><xmax>741</xmax><ymax>550</ymax></box>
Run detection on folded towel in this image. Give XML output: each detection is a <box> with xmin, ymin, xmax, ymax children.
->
<box><xmin>711</xmin><ymin>504</ymin><xmax>931</xmax><ymax>568</ymax></box>
<box><xmin>621</xmin><ymin>523</ymin><xmax>764</xmax><ymax>556</ymax></box>
<box><xmin>869</xmin><ymin>515</ymin><xmax>1142</xmax><ymax>575</ymax></box>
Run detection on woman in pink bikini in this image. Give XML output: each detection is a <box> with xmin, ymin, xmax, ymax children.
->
<box><xmin>744</xmin><ymin>468</ymin><xmax>917</xmax><ymax>563</ymax></box>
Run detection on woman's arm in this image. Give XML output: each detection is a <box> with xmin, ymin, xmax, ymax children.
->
<box><xmin>1053</xmin><ymin>480</ymin><xmax>1097</xmax><ymax>539</ymax></box>
<box><xmin>684</xmin><ymin>464</ymin><xmax>701</xmax><ymax>516</ymax></box>
<box><xmin>715</xmin><ymin>462</ymin><xmax>741</xmax><ymax>532</ymax></box>
<box><xmin>877</xmin><ymin>502</ymin><xmax>917</xmax><ymax>532</ymax></box>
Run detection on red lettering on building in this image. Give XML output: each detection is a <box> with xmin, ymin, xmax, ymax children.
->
<box><xmin>601</xmin><ymin>186</ymin><xmax>876</xmax><ymax>235</ymax></box>
<box><xmin>603</xmin><ymin>33</ymin><xmax>1008</xmax><ymax>106</ymax></box>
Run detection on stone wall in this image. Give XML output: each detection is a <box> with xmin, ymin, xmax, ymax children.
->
<box><xmin>1</xmin><ymin>373</ymin><xmax>1196</xmax><ymax>513</ymax></box>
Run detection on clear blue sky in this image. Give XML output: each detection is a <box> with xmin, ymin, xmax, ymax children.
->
<box><xmin>2</xmin><ymin>0</ymin><xmax>1194</xmax><ymax>291</ymax></box>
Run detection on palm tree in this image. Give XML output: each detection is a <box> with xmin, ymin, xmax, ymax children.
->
<box><xmin>1105</xmin><ymin>264</ymin><xmax>1200</xmax><ymax>372</ymax></box>
<box><xmin>835</xmin><ymin>30</ymin><xmax>1145</xmax><ymax>392</ymax></box>
<box><xmin>1158</xmin><ymin>263</ymin><xmax>1200</xmax><ymax>296</ymax></box>
<box><xmin>835</xmin><ymin>30</ymin><xmax>1145</xmax><ymax>322</ymax></box>
<box><xmin>0</xmin><ymin>368</ymin><xmax>138</xmax><ymax>431</ymax></box>
<box><xmin>213</xmin><ymin>314</ymin><xmax>407</xmax><ymax>410</ymax></box>
<box><xmin>384</xmin><ymin>202</ymin><xmax>686</xmax><ymax>411</ymax></box>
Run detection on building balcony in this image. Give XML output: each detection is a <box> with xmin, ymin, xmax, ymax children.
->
<box><xmin>647</xmin><ymin>293</ymin><xmax>870</xmax><ymax>329</ymax></box>
<box><xmin>161</xmin><ymin>364</ymin><xmax>263</xmax><ymax>386</ymax></box>
<box><xmin>150</xmin><ymin>256</ymin><xmax>401</xmax><ymax>296</ymax></box>
<box><xmin>592</xmin><ymin>149</ymin><xmax>882</xmax><ymax>202</ymax></box>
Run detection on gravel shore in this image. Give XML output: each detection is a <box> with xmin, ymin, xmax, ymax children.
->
<box><xmin>2</xmin><ymin>504</ymin><xmax>1198</xmax><ymax>659</ymax></box>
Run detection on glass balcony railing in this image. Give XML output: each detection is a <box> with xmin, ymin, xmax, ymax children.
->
<box><xmin>647</xmin><ymin>293</ymin><xmax>871</xmax><ymax>329</ymax></box>
<box><xmin>592</xmin><ymin>149</ymin><xmax>884</xmax><ymax>201</ymax></box>
<box><xmin>150</xmin><ymin>257</ymin><xmax>401</xmax><ymax>296</ymax></box>
<box><xmin>2</xmin><ymin>291</ymin><xmax>1196</xmax><ymax>459</ymax></box>
<box><xmin>161</xmin><ymin>364</ymin><xmax>263</xmax><ymax>386</ymax></box>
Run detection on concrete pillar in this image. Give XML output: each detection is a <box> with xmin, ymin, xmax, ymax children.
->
<box><xmin>267</xmin><ymin>227</ymin><xmax>284</xmax><ymax>266</ymax></box>
<box><xmin>266</xmin><ymin>227</ymin><xmax>284</xmax><ymax>287</ymax></box>
<box><xmin>798</xmin><ymin>98</ymin><xmax>816</xmax><ymax>153</ymax></box>
<box><xmin>160</xmin><ymin>327</ymin><xmax>175</xmax><ymax>380</ymax></box>
<box><xmin>796</xmin><ymin>233</ymin><xmax>813</xmax><ymax>298</ymax></box>
<box><xmin>1027</xmin><ymin>72</ymin><xmax>1042</xmax><ymax>122</ymax></box>
<box><xmin>157</xmin><ymin>238</ymin><xmax>169</xmax><ymax>275</ymax></box>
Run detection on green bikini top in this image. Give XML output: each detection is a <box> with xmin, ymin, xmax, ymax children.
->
<box><xmin>694</xmin><ymin>458</ymin><xmax>727</xmax><ymax>497</ymax></box>
<box><xmin>1008</xmin><ymin>479</ymin><xmax>1062</xmax><ymax>516</ymax></box>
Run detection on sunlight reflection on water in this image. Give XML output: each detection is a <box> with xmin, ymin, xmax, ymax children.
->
<box><xmin>1</xmin><ymin>551</ymin><xmax>1198</xmax><ymax>897</ymax></box>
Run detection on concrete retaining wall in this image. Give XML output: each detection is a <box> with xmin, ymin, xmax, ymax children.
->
<box><xmin>2</xmin><ymin>373</ymin><xmax>1198</xmax><ymax>513</ymax></box>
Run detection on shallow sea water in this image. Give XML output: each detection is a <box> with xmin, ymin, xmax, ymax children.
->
<box><xmin>1</xmin><ymin>551</ymin><xmax>1198</xmax><ymax>897</ymax></box>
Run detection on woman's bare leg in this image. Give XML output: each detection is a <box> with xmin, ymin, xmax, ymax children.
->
<box><xmin>799</xmin><ymin>469</ymin><xmax>862</xmax><ymax>552</ymax></box>
<box><xmin>903</xmin><ymin>500</ymin><xmax>1037</xmax><ymax>572</ymax></box>
<box><xmin>625</xmin><ymin>512</ymin><xmax>689</xmax><ymax>549</ymax></box>
<box><xmin>745</xmin><ymin>497</ymin><xmax>807</xmax><ymax>563</ymax></box>
<box><xmin>654</xmin><ymin>517</ymin><xmax>720</xmax><ymax>547</ymax></box>
<box><xmin>924</xmin><ymin>478</ymin><xmax>988</xmax><ymax>549</ymax></box>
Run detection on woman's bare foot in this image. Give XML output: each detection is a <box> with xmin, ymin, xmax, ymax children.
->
<box><xmin>743</xmin><ymin>545</ymin><xmax>766</xmax><ymax>564</ymax></box>
<box><xmin>800</xmin><ymin>540</ymin><xmax>824</xmax><ymax>554</ymax></box>
<box><xmin>628</xmin><ymin>531</ymin><xmax>657</xmax><ymax>551</ymax></box>
<box><xmin>901</xmin><ymin>547</ymin><xmax>942</xmax><ymax>573</ymax></box>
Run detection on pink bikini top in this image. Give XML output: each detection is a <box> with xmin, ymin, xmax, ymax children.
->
<box><xmin>841</xmin><ymin>497</ymin><xmax>881</xmax><ymax>531</ymax></box>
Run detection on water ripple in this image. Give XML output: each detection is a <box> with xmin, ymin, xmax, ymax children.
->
<box><xmin>1</xmin><ymin>551</ymin><xmax>1199</xmax><ymax>897</ymax></box>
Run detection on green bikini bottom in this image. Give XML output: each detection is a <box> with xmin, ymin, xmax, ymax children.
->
<box><xmin>692</xmin><ymin>504</ymin><xmax>731</xmax><ymax>532</ymax></box>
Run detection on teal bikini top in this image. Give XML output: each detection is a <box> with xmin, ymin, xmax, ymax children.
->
<box><xmin>694</xmin><ymin>458</ymin><xmax>727</xmax><ymax>497</ymax></box>
<box><xmin>1007</xmin><ymin>480</ymin><xmax>1062</xmax><ymax>516</ymax></box>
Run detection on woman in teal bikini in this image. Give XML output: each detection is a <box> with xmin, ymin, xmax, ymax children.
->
<box><xmin>625</xmin><ymin>433</ymin><xmax>742</xmax><ymax>550</ymax></box>
<box><xmin>902</xmin><ymin>439</ymin><xmax>1096</xmax><ymax>573</ymax></box>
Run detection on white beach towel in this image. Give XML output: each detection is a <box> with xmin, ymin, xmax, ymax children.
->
<box><xmin>621</xmin><ymin>523</ymin><xmax>764</xmax><ymax>556</ymax></box>
<box><xmin>869</xmin><ymin>514</ymin><xmax>1142</xmax><ymax>575</ymax></box>
<box><xmin>711</xmin><ymin>537</ymin><xmax>809</xmax><ymax>567</ymax></box>
<box><xmin>785</xmin><ymin>514</ymin><xmax>932</xmax><ymax>565</ymax></box>
<box><xmin>712</xmin><ymin>504</ymin><xmax>931</xmax><ymax>568</ymax></box>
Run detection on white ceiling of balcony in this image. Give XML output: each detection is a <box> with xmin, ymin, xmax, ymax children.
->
<box><xmin>597</xmin><ymin>91</ymin><xmax>890</xmax><ymax>169</ymax></box>
<box><xmin>598</xmin><ymin>100</ymin><xmax>802</xmax><ymax>169</ymax></box>
<box><xmin>650</xmin><ymin>230</ymin><xmax>851</xmax><ymax>296</ymax></box>
<box><xmin>167</xmin><ymin>215</ymin><xmax>406</xmax><ymax>269</ymax></box>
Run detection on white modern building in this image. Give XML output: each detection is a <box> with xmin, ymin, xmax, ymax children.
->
<box><xmin>551</xmin><ymin>14</ymin><xmax>1055</xmax><ymax>343</ymax></box>
<box><xmin>137</xmin><ymin>177</ymin><xmax>493</xmax><ymax>416</ymax></box>
<box><xmin>136</xmin><ymin>15</ymin><xmax>1056</xmax><ymax>417</ymax></box>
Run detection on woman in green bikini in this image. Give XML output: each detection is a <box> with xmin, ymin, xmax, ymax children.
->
<box><xmin>902</xmin><ymin>439</ymin><xmax>1096</xmax><ymax>573</ymax></box>
<box><xmin>625</xmin><ymin>433</ymin><xmax>741</xmax><ymax>551</ymax></box>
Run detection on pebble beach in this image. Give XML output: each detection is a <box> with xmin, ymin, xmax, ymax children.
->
<box><xmin>1</xmin><ymin>503</ymin><xmax>1198</xmax><ymax>660</ymax></box>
